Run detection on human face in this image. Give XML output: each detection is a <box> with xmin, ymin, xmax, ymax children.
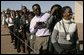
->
<box><xmin>11</xmin><ymin>12</ymin><xmax>16</xmax><ymax>18</ymax></box>
<box><xmin>19</xmin><ymin>12</ymin><xmax>23</xmax><ymax>16</ymax></box>
<box><xmin>6</xmin><ymin>14</ymin><xmax>10</xmax><ymax>18</ymax></box>
<box><xmin>28</xmin><ymin>14</ymin><xmax>34</xmax><ymax>22</ymax></box>
<box><xmin>33</xmin><ymin>6</ymin><xmax>41</xmax><ymax>16</ymax></box>
<box><xmin>16</xmin><ymin>12</ymin><xmax>19</xmax><ymax>18</ymax></box>
<box><xmin>22</xmin><ymin>9</ymin><xmax>27</xmax><ymax>14</ymax></box>
<box><xmin>63</xmin><ymin>8</ymin><xmax>73</xmax><ymax>20</ymax></box>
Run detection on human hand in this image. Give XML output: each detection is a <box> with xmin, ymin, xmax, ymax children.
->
<box><xmin>51</xmin><ymin>7</ymin><xmax>58</xmax><ymax>15</ymax></box>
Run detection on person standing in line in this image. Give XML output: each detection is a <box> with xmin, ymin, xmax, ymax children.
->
<box><xmin>30</xmin><ymin>4</ymin><xmax>51</xmax><ymax>54</ymax></box>
<box><xmin>51</xmin><ymin>6</ymin><xmax>79</xmax><ymax>54</ymax></box>
<box><xmin>46</xmin><ymin>4</ymin><xmax>62</xmax><ymax>54</ymax></box>
<box><xmin>1</xmin><ymin>11</ymin><xmax>7</xmax><ymax>27</ymax></box>
<box><xmin>10</xmin><ymin>11</ymin><xmax>17</xmax><ymax>48</ymax></box>
<box><xmin>20</xmin><ymin>6</ymin><xmax>29</xmax><ymax>53</ymax></box>
<box><xmin>26</xmin><ymin>12</ymin><xmax>35</xmax><ymax>54</ymax></box>
<box><xmin>13</xmin><ymin>11</ymin><xmax>21</xmax><ymax>52</ymax></box>
<box><xmin>5</xmin><ymin>13</ymin><xmax>15</xmax><ymax>43</ymax></box>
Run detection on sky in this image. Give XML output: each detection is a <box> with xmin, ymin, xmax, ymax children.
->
<box><xmin>1</xmin><ymin>1</ymin><xmax>75</xmax><ymax>13</ymax></box>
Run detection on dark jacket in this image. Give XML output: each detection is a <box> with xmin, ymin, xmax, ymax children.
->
<box><xmin>13</xmin><ymin>17</ymin><xmax>20</xmax><ymax>30</ymax></box>
<box><xmin>47</xmin><ymin>15</ymin><xmax>62</xmax><ymax>32</ymax></box>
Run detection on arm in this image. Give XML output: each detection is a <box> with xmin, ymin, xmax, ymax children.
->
<box><xmin>47</xmin><ymin>16</ymin><xmax>54</xmax><ymax>32</ymax></box>
<box><xmin>40</xmin><ymin>13</ymin><xmax>50</xmax><ymax>22</ymax></box>
<box><xmin>29</xmin><ymin>18</ymin><xmax>36</xmax><ymax>34</ymax></box>
<box><xmin>51</xmin><ymin>23</ymin><xmax>64</xmax><ymax>54</ymax></box>
<box><xmin>50</xmin><ymin>7</ymin><xmax>58</xmax><ymax>15</ymax></box>
<box><xmin>51</xmin><ymin>24</ymin><xmax>58</xmax><ymax>43</ymax></box>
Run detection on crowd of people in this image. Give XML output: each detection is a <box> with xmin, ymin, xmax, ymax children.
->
<box><xmin>1</xmin><ymin>4</ymin><xmax>80</xmax><ymax>54</ymax></box>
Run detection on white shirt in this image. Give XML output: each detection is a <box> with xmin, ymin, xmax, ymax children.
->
<box><xmin>30</xmin><ymin>13</ymin><xmax>50</xmax><ymax>36</ymax></box>
<box><xmin>51</xmin><ymin>18</ymin><xmax>77</xmax><ymax>44</ymax></box>
<box><xmin>54</xmin><ymin>19</ymin><xmax>76</xmax><ymax>33</ymax></box>
<box><xmin>6</xmin><ymin>17</ymin><xmax>14</xmax><ymax>27</ymax></box>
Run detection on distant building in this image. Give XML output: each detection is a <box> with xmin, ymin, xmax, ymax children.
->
<box><xmin>74</xmin><ymin>1</ymin><xmax>83</xmax><ymax>51</ymax></box>
<box><xmin>74</xmin><ymin>1</ymin><xmax>83</xmax><ymax>40</ymax></box>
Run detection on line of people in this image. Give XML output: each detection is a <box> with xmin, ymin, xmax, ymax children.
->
<box><xmin>1</xmin><ymin>4</ymin><xmax>80</xmax><ymax>54</ymax></box>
